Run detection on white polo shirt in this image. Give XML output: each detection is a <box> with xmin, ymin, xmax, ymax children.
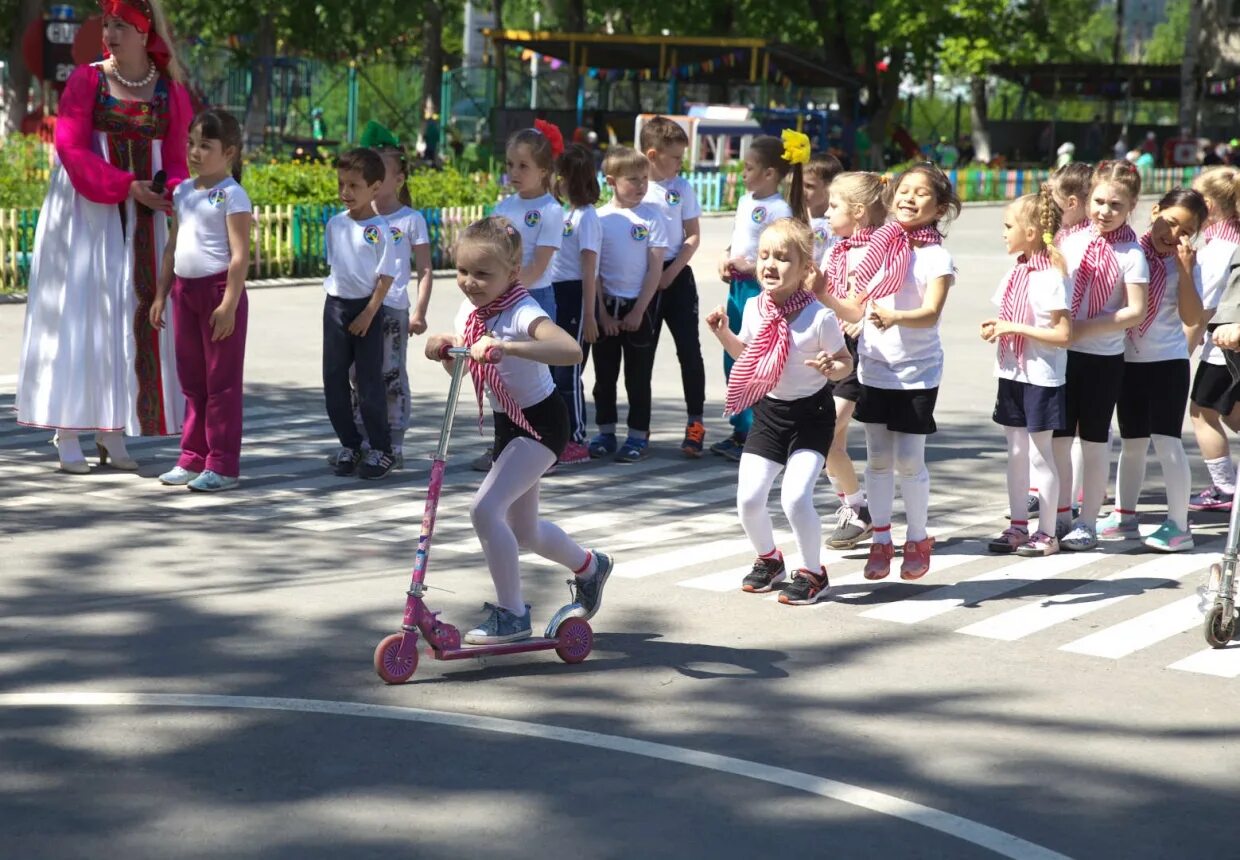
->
<box><xmin>379</xmin><ymin>206</ymin><xmax>430</xmax><ymax>310</ymax></box>
<box><xmin>642</xmin><ymin>176</ymin><xmax>701</xmax><ymax>259</ymax></box>
<box><xmin>323</xmin><ymin>213</ymin><xmax>399</xmax><ymax>300</ymax></box>
<box><xmin>596</xmin><ymin>201</ymin><xmax>668</xmax><ymax>300</ymax></box>
<box><xmin>172</xmin><ymin>177</ymin><xmax>252</xmax><ymax>279</ymax></box>
<box><xmin>548</xmin><ymin>205</ymin><xmax>602</xmax><ymax>283</ymax></box>
<box><xmin>730</xmin><ymin>193</ymin><xmax>793</xmax><ymax>264</ymax></box>
<box><xmin>494</xmin><ymin>193</ymin><xmax>565</xmax><ymax>291</ymax></box>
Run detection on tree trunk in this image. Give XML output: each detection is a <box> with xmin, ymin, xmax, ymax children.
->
<box><xmin>970</xmin><ymin>75</ymin><xmax>992</xmax><ymax>164</ymax></box>
<box><xmin>491</xmin><ymin>0</ymin><xmax>506</xmax><ymax>109</ymax></box>
<box><xmin>3</xmin><ymin>0</ymin><xmax>43</xmax><ymax>138</ymax></box>
<box><xmin>244</xmin><ymin>18</ymin><xmax>275</xmax><ymax>149</ymax></box>
<box><xmin>864</xmin><ymin>47</ymin><xmax>905</xmax><ymax>170</ymax></box>
<box><xmin>422</xmin><ymin>0</ymin><xmax>444</xmax><ymax>116</ymax></box>
<box><xmin>1179</xmin><ymin>0</ymin><xmax>1203</xmax><ymax>135</ymax></box>
<box><xmin>562</xmin><ymin>0</ymin><xmax>583</xmax><ymax>114</ymax></box>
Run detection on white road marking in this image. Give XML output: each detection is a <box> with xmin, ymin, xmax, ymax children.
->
<box><xmin>1168</xmin><ymin>645</ymin><xmax>1240</xmax><ymax>678</ymax></box>
<box><xmin>1060</xmin><ymin>595</ymin><xmax>1204</xmax><ymax>659</ymax></box>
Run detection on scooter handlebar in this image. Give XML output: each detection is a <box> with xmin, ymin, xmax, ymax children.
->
<box><xmin>438</xmin><ymin>344</ymin><xmax>504</xmax><ymax>363</ymax></box>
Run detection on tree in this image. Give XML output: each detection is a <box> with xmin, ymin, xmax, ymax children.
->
<box><xmin>1146</xmin><ymin>0</ymin><xmax>1189</xmax><ymax>63</ymax></box>
<box><xmin>1</xmin><ymin>0</ymin><xmax>47</xmax><ymax>138</ymax></box>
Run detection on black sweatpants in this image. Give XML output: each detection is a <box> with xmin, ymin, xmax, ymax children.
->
<box><xmin>655</xmin><ymin>262</ymin><xmax>706</xmax><ymax>420</ymax></box>
<box><xmin>591</xmin><ymin>295</ymin><xmax>659</xmax><ymax>434</ymax></box>
<box><xmin>552</xmin><ymin>279</ymin><xmax>588</xmax><ymax>443</ymax></box>
<box><xmin>323</xmin><ymin>294</ymin><xmax>390</xmax><ymax>453</ymax></box>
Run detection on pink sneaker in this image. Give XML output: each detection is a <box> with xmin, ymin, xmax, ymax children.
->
<box><xmin>559</xmin><ymin>441</ymin><xmax>591</xmax><ymax>465</ymax></box>
<box><xmin>900</xmin><ymin>537</ymin><xmax>935</xmax><ymax>581</ymax></box>
<box><xmin>1189</xmin><ymin>485</ymin><xmax>1233</xmax><ymax>512</ymax></box>
<box><xmin>863</xmin><ymin>542</ymin><xmax>895</xmax><ymax>580</ymax></box>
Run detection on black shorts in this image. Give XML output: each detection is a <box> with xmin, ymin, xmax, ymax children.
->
<box><xmin>744</xmin><ymin>385</ymin><xmax>836</xmax><ymax>464</ymax></box>
<box><xmin>992</xmin><ymin>379</ymin><xmax>1066</xmax><ymax>433</ymax></box>
<box><xmin>1191</xmin><ymin>362</ymin><xmax>1240</xmax><ymax>416</ymax></box>
<box><xmin>830</xmin><ymin>334</ymin><xmax>862</xmax><ymax>403</ymax></box>
<box><xmin>493</xmin><ymin>394</ymin><xmax>570</xmax><ymax>461</ymax></box>
<box><xmin>854</xmin><ymin>385</ymin><xmax>938</xmax><ymax>435</ymax></box>
<box><xmin>1117</xmin><ymin>359</ymin><xmax>1190</xmax><ymax>439</ymax></box>
<box><xmin>1054</xmin><ymin>350</ymin><xmax>1125</xmax><ymax>443</ymax></box>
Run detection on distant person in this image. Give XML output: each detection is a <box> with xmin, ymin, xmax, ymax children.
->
<box><xmin>958</xmin><ymin>134</ymin><xmax>975</xmax><ymax>165</ymax></box>
<box><xmin>1083</xmin><ymin>114</ymin><xmax>1104</xmax><ymax>162</ymax></box>
<box><xmin>1113</xmin><ymin>136</ymin><xmax>1128</xmax><ymax>160</ymax></box>
<box><xmin>1038</xmin><ymin>122</ymin><xmax>1055</xmax><ymax>165</ymax></box>
<box><xmin>1141</xmin><ymin>131</ymin><xmax>1159</xmax><ymax>162</ymax></box>
<box><xmin>1056</xmin><ymin>141</ymin><xmax>1075</xmax><ymax>169</ymax></box>
<box><xmin>1203</xmin><ymin>140</ymin><xmax>1223</xmax><ymax>167</ymax></box>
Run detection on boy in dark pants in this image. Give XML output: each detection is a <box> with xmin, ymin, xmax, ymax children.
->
<box><xmin>641</xmin><ymin>116</ymin><xmax>707</xmax><ymax>456</ymax></box>
<box><xmin>323</xmin><ymin>148</ymin><xmax>399</xmax><ymax>479</ymax></box>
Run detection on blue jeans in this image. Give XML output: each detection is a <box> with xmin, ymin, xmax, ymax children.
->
<box><xmin>527</xmin><ymin>285</ymin><xmax>556</xmax><ymax>320</ymax></box>
<box><xmin>725</xmin><ymin>278</ymin><xmax>761</xmax><ymax>436</ymax></box>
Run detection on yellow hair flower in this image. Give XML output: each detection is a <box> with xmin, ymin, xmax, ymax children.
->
<box><xmin>1042</xmin><ymin>232</ymin><xmax>1055</xmax><ymax>246</ymax></box>
<box><xmin>781</xmin><ymin>129</ymin><xmax>811</xmax><ymax>166</ymax></box>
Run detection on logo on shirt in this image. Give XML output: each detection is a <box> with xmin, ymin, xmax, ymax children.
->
<box><xmin>814</xmin><ymin>226</ymin><xmax>828</xmax><ymax>244</ymax></box>
<box><xmin>389</xmin><ymin>227</ymin><xmax>405</xmax><ymax>246</ymax></box>
<box><xmin>631</xmin><ymin>224</ymin><xmax>650</xmax><ymax>241</ymax></box>
<box><xmin>751</xmin><ymin>206</ymin><xmax>767</xmax><ymax>224</ymax></box>
<box><xmin>666</xmin><ymin>190</ymin><xmax>681</xmax><ymax>207</ymax></box>
<box><xmin>524</xmin><ymin>210</ymin><xmax>542</xmax><ymax>228</ymax></box>
<box><xmin>562</xmin><ymin>220</ymin><xmax>575</xmax><ymax>238</ymax></box>
<box><xmin>362</xmin><ymin>225</ymin><xmax>381</xmax><ymax>246</ymax></box>
<box><xmin>207</xmin><ymin>188</ymin><xmax>227</xmax><ymax>208</ymax></box>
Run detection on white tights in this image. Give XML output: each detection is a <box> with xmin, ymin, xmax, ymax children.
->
<box><xmin>1054</xmin><ymin>436</ymin><xmax>1109</xmax><ymax>525</ymax></box>
<box><xmin>865</xmin><ymin>426</ymin><xmax>929</xmax><ymax>544</ymax></box>
<box><xmin>1115</xmin><ymin>435</ymin><xmax>1191</xmax><ymax>530</ymax></box>
<box><xmin>470</xmin><ymin>438</ymin><xmax>590</xmax><ymax>614</ymax></box>
<box><xmin>1006</xmin><ymin>428</ymin><xmax>1058</xmax><ymax>536</ymax></box>
<box><xmin>737</xmin><ymin>450</ymin><xmax>826</xmax><ymax>572</ymax></box>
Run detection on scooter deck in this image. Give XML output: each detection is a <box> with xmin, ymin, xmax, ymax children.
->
<box><xmin>431</xmin><ymin>638</ymin><xmax>561</xmax><ymax>661</ymax></box>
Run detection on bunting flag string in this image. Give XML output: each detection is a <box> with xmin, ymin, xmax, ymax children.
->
<box><xmin>1208</xmin><ymin>74</ymin><xmax>1240</xmax><ymax>96</ymax></box>
<box><xmin>511</xmin><ymin>47</ymin><xmax>748</xmax><ymax>83</ymax></box>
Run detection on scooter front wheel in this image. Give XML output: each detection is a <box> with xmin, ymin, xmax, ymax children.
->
<box><xmin>1204</xmin><ymin>605</ymin><xmax>1238</xmax><ymax>649</ymax></box>
<box><xmin>374</xmin><ymin>633</ymin><xmax>419</xmax><ymax>683</ymax></box>
<box><xmin>554</xmin><ymin>617</ymin><xmax>593</xmax><ymax>664</ymax></box>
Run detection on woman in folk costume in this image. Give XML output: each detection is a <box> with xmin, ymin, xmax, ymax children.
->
<box><xmin>17</xmin><ymin>0</ymin><xmax>191</xmax><ymax>472</ymax></box>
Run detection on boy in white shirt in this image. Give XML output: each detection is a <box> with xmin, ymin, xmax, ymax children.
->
<box><xmin>323</xmin><ymin>149</ymin><xmax>399</xmax><ymax>480</ymax></box>
<box><xmin>589</xmin><ymin>147</ymin><xmax>668</xmax><ymax>462</ymax></box>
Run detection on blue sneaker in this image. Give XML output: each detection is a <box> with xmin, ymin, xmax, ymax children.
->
<box><xmin>588</xmin><ymin>433</ymin><xmax>618</xmax><ymax>459</ymax></box>
<box><xmin>464</xmin><ymin>603</ymin><xmax>532</xmax><ymax>645</ymax></box>
<box><xmin>1144</xmin><ymin>520</ymin><xmax>1194</xmax><ymax>553</ymax></box>
<box><xmin>187</xmin><ymin>470</ymin><xmax>241</xmax><ymax>493</ymax></box>
<box><xmin>615</xmin><ymin>437</ymin><xmax>649</xmax><ymax>463</ymax></box>
<box><xmin>710</xmin><ymin>433</ymin><xmax>746</xmax><ymax>462</ymax></box>
<box><xmin>159</xmin><ymin>466</ymin><xmax>200</xmax><ymax>486</ymax></box>
<box><xmin>569</xmin><ymin>551</ymin><xmax>614</xmax><ymax>620</ymax></box>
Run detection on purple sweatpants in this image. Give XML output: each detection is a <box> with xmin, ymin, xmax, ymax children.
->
<box><xmin>173</xmin><ymin>272</ymin><xmax>248</xmax><ymax>477</ymax></box>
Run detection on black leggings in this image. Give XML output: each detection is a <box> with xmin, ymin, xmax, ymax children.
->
<box><xmin>551</xmin><ymin>279</ymin><xmax>588</xmax><ymax>442</ymax></box>
<box><xmin>590</xmin><ymin>295</ymin><xmax>659</xmax><ymax>434</ymax></box>
<box><xmin>655</xmin><ymin>263</ymin><xmax>706</xmax><ymax>419</ymax></box>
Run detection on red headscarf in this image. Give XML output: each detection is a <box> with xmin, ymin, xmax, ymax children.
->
<box><xmin>100</xmin><ymin>0</ymin><xmax>172</xmax><ymax>72</ymax></box>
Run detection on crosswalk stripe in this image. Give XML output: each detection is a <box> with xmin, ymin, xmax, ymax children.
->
<box><xmin>860</xmin><ymin>550</ymin><xmax>1106</xmax><ymax>625</ymax></box>
<box><xmin>956</xmin><ymin>553</ymin><xmax>1211</xmax><ymax>642</ymax></box>
<box><xmin>1168</xmin><ymin>645</ymin><xmax>1240</xmax><ymax>678</ymax></box>
<box><xmin>1059</xmin><ymin>595</ymin><xmax>1204</xmax><ymax>658</ymax></box>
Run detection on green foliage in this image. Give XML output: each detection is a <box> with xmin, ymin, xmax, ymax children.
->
<box><xmin>405</xmin><ymin>167</ymin><xmax>501</xmax><ymax>208</ymax></box>
<box><xmin>0</xmin><ymin>136</ymin><xmax>49</xmax><ymax>208</ymax></box>
<box><xmin>1146</xmin><ymin>0</ymin><xmax>1189</xmax><ymax>63</ymax></box>
<box><xmin>242</xmin><ymin>160</ymin><xmax>342</xmax><ymax>205</ymax></box>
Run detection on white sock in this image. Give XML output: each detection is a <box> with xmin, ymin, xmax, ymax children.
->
<box><xmin>1153</xmin><ymin>434</ymin><xmax>1192</xmax><ymax>531</ymax></box>
<box><xmin>844</xmin><ymin>490</ymin><xmax>866</xmax><ymax>510</ymax></box>
<box><xmin>1071</xmin><ymin>436</ymin><xmax>1085</xmax><ymax>503</ymax></box>
<box><xmin>781</xmin><ymin>449</ymin><xmax>827</xmax><ymax>571</ymax></box>
<box><xmin>865</xmin><ymin>424</ymin><xmax>896</xmax><ymax>543</ymax></box>
<box><xmin>1206</xmin><ymin>456</ymin><xmax>1237</xmax><ymax>495</ymax></box>
<box><xmin>737</xmin><ymin>453</ymin><xmax>783</xmax><ymax>558</ymax></box>
<box><xmin>895</xmin><ymin>432</ymin><xmax>930</xmax><ymax>542</ymax></box>
<box><xmin>1052</xmin><ymin>435</ymin><xmax>1075</xmax><ymax>525</ymax></box>
<box><xmin>1114</xmin><ymin>437</ymin><xmax>1148</xmax><ymax>517</ymax></box>
<box><xmin>1080</xmin><ymin>440</ymin><xmax>1109</xmax><ymax>526</ymax></box>
<box><xmin>1029</xmin><ymin>430</ymin><xmax>1059</xmax><ymax>538</ymax></box>
<box><xmin>1006</xmin><ymin>428</ymin><xmax>1031</xmax><ymax>524</ymax></box>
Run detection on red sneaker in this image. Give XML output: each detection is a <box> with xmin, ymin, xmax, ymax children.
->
<box><xmin>559</xmin><ymin>441</ymin><xmax>591</xmax><ymax>465</ymax></box>
<box><xmin>863</xmin><ymin>542</ymin><xmax>895</xmax><ymax>580</ymax></box>
<box><xmin>900</xmin><ymin>537</ymin><xmax>935</xmax><ymax>581</ymax></box>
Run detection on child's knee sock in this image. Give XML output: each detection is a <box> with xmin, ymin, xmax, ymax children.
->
<box><xmin>781</xmin><ymin>450</ymin><xmax>826</xmax><ymax>571</ymax></box>
<box><xmin>1153</xmin><ymin>434</ymin><xmax>1192</xmax><ymax>531</ymax></box>
<box><xmin>737</xmin><ymin>454</ymin><xmax>782</xmax><ymax>556</ymax></box>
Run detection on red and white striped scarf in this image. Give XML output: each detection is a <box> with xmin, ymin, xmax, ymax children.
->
<box><xmin>851</xmin><ymin>222</ymin><xmax>943</xmax><ymax>304</ymax></box>
<box><xmin>824</xmin><ymin>226</ymin><xmax>876</xmax><ymax>299</ymax></box>
<box><xmin>724</xmin><ymin>289</ymin><xmax>815</xmax><ymax>416</ymax></box>
<box><xmin>1204</xmin><ymin>219</ymin><xmax>1240</xmax><ymax>245</ymax></box>
<box><xmin>1054</xmin><ymin>219</ymin><xmax>1090</xmax><ymax>246</ymax></box>
<box><xmin>462</xmin><ymin>284</ymin><xmax>541</xmax><ymax>439</ymax></box>
<box><xmin>1071</xmin><ymin>223</ymin><xmax>1138</xmax><ymax>319</ymax></box>
<box><xmin>997</xmin><ymin>251</ymin><xmax>1052</xmax><ymax>366</ymax></box>
<box><xmin>1133</xmin><ymin>232</ymin><xmax>1171</xmax><ymax>339</ymax></box>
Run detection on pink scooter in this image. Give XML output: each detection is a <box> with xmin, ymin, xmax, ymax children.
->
<box><xmin>373</xmin><ymin>345</ymin><xmax>593</xmax><ymax>683</ymax></box>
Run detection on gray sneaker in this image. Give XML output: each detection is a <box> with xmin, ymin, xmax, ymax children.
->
<box><xmin>1061</xmin><ymin>522</ymin><xmax>1098</xmax><ymax>552</ymax></box>
<box><xmin>828</xmin><ymin>504</ymin><xmax>873</xmax><ymax>549</ymax></box>
<box><xmin>471</xmin><ymin>447</ymin><xmax>493</xmax><ymax>472</ymax></box>
<box><xmin>1055</xmin><ymin>518</ymin><xmax>1073</xmax><ymax>540</ymax></box>
<box><xmin>464</xmin><ymin>603</ymin><xmax>532</xmax><ymax>645</ymax></box>
<box><xmin>569</xmin><ymin>551</ymin><xmax>614</xmax><ymax>620</ymax></box>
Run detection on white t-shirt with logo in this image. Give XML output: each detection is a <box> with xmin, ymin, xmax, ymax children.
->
<box><xmin>494</xmin><ymin>193</ymin><xmax>565</xmax><ymax>291</ymax></box>
<box><xmin>453</xmin><ymin>296</ymin><xmax>556</xmax><ymax>409</ymax></box>
<box><xmin>1197</xmin><ymin>238</ymin><xmax>1239</xmax><ymax>367</ymax></box>
<box><xmin>172</xmin><ymin>177</ymin><xmax>252</xmax><ymax>279</ymax></box>
<box><xmin>739</xmin><ymin>299</ymin><xmax>846</xmax><ymax>401</ymax></box>
<box><xmin>1060</xmin><ymin>228</ymin><xmax>1151</xmax><ymax>356</ymax></box>
<box><xmin>642</xmin><ymin>176</ymin><xmax>701</xmax><ymax>259</ymax></box>
<box><xmin>857</xmin><ymin>243</ymin><xmax>956</xmax><ymax>390</ymax></box>
<box><xmin>323</xmin><ymin>213</ymin><xmax>399</xmax><ymax>300</ymax></box>
<box><xmin>548</xmin><ymin>205</ymin><xmax>602</xmax><ymax>283</ymax></box>
<box><xmin>378</xmin><ymin>206</ymin><xmax>430</xmax><ymax>310</ymax></box>
<box><xmin>991</xmin><ymin>267</ymin><xmax>1070</xmax><ymax>387</ymax></box>
<box><xmin>810</xmin><ymin>215</ymin><xmax>836</xmax><ymax>267</ymax></box>
<box><xmin>596</xmin><ymin>202</ymin><xmax>668</xmax><ymax>300</ymax></box>
<box><xmin>1125</xmin><ymin>255</ymin><xmax>1201</xmax><ymax>363</ymax></box>
<box><xmin>730</xmin><ymin>193</ymin><xmax>793</xmax><ymax>265</ymax></box>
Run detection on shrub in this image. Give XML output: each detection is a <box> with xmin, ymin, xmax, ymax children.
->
<box><xmin>0</xmin><ymin>136</ymin><xmax>51</xmax><ymax>208</ymax></box>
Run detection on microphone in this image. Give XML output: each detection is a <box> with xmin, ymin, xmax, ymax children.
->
<box><xmin>150</xmin><ymin>170</ymin><xmax>167</xmax><ymax>195</ymax></box>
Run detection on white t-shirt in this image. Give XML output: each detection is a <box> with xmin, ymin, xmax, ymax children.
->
<box><xmin>548</xmin><ymin>205</ymin><xmax>602</xmax><ymax>283</ymax></box>
<box><xmin>323</xmin><ymin>213</ymin><xmax>399</xmax><ymax>300</ymax></box>
<box><xmin>494</xmin><ymin>193</ymin><xmax>564</xmax><ymax>291</ymax></box>
<box><xmin>596</xmin><ymin>202</ymin><xmax>668</xmax><ymax>300</ymax></box>
<box><xmin>172</xmin><ymin>177</ymin><xmax>252</xmax><ymax>279</ymax></box>
<box><xmin>1197</xmin><ymin>238</ymin><xmax>1239</xmax><ymax>367</ymax></box>
<box><xmin>1061</xmin><ymin>228</ymin><xmax>1151</xmax><ymax>356</ymax></box>
<box><xmin>378</xmin><ymin>206</ymin><xmax>430</xmax><ymax>310</ymax></box>
<box><xmin>1125</xmin><ymin>255</ymin><xmax>1201</xmax><ymax>363</ymax></box>
<box><xmin>810</xmin><ymin>215</ymin><xmax>834</xmax><ymax>266</ymax></box>
<box><xmin>857</xmin><ymin>244</ymin><xmax>955</xmax><ymax>390</ymax></box>
<box><xmin>739</xmin><ymin>299</ymin><xmax>846</xmax><ymax>401</ymax></box>
<box><xmin>991</xmin><ymin>267</ymin><xmax>1070</xmax><ymax>387</ymax></box>
<box><xmin>730</xmin><ymin>193</ymin><xmax>794</xmax><ymax>264</ymax></box>
<box><xmin>453</xmin><ymin>296</ymin><xmax>556</xmax><ymax>409</ymax></box>
<box><xmin>642</xmin><ymin>176</ymin><xmax>701</xmax><ymax>259</ymax></box>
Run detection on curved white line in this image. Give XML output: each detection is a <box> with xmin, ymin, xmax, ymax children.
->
<box><xmin>0</xmin><ymin>692</ymin><xmax>1072</xmax><ymax>860</ymax></box>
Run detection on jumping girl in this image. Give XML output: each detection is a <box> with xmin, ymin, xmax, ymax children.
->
<box><xmin>706</xmin><ymin>218</ymin><xmax>852</xmax><ymax>605</ymax></box>
<box><xmin>547</xmin><ymin>143</ymin><xmax>602</xmax><ymax>465</ymax></box>
<box><xmin>840</xmin><ymin>164</ymin><xmax>960</xmax><ymax>581</ymax></box>
<box><xmin>712</xmin><ymin>132</ymin><xmax>806</xmax><ymax>461</ymax></box>
<box><xmin>816</xmin><ymin>171</ymin><xmax>888</xmax><ymax>550</ymax></box>
<box><xmin>982</xmin><ymin>188</ymin><xmax>1072</xmax><ymax>557</ymax></box>
<box><xmin>425</xmin><ymin>217</ymin><xmax>612</xmax><ymax>644</ymax></box>
<box><xmin>1099</xmin><ymin>188</ymin><xmax>1207</xmax><ymax>552</ymax></box>
<box><xmin>1187</xmin><ymin>166</ymin><xmax>1240</xmax><ymax>513</ymax></box>
<box><xmin>803</xmin><ymin>152</ymin><xmax>843</xmax><ymax>265</ymax></box>
<box><xmin>150</xmin><ymin>109</ymin><xmax>251</xmax><ymax>492</ymax></box>
<box><xmin>1054</xmin><ymin>161</ymin><xmax>1149</xmax><ymax>552</ymax></box>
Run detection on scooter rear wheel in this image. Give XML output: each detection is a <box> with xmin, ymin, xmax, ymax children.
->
<box><xmin>554</xmin><ymin>617</ymin><xmax>593</xmax><ymax>664</ymax></box>
<box><xmin>374</xmin><ymin>633</ymin><xmax>419</xmax><ymax>683</ymax></box>
<box><xmin>1205</xmin><ymin>605</ymin><xmax>1238</xmax><ymax>649</ymax></box>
